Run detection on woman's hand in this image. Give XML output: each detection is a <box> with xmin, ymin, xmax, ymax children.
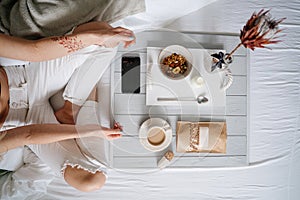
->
<box><xmin>81</xmin><ymin>124</ymin><xmax>122</xmax><ymax>140</ymax></box>
<box><xmin>74</xmin><ymin>22</ymin><xmax>136</xmax><ymax>48</ymax></box>
<box><xmin>91</xmin><ymin>26</ymin><xmax>136</xmax><ymax>48</ymax></box>
<box><xmin>113</xmin><ymin>122</ymin><xmax>123</xmax><ymax>131</ymax></box>
<box><xmin>99</xmin><ymin>126</ymin><xmax>122</xmax><ymax>140</ymax></box>
<box><xmin>98</xmin><ymin>122</ymin><xmax>123</xmax><ymax>140</ymax></box>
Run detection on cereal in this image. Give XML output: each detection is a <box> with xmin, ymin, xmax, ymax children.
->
<box><xmin>161</xmin><ymin>53</ymin><xmax>189</xmax><ymax>79</ymax></box>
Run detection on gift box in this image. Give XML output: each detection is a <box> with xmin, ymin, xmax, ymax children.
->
<box><xmin>176</xmin><ymin>121</ymin><xmax>227</xmax><ymax>153</ymax></box>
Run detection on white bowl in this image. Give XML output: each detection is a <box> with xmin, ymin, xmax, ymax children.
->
<box><xmin>158</xmin><ymin>45</ymin><xmax>193</xmax><ymax>80</ymax></box>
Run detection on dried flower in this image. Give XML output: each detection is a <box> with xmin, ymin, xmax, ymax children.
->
<box><xmin>227</xmin><ymin>9</ymin><xmax>285</xmax><ymax>58</ymax></box>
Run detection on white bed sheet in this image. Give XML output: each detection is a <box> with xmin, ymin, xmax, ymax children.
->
<box><xmin>110</xmin><ymin>0</ymin><xmax>215</xmax><ymax>31</ymax></box>
<box><xmin>12</xmin><ymin>0</ymin><xmax>299</xmax><ymax>199</ymax></box>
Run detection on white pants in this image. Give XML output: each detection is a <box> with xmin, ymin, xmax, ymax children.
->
<box><xmin>25</xmin><ymin>45</ymin><xmax>117</xmax><ymax>124</ymax></box>
<box><xmin>0</xmin><ymin>45</ymin><xmax>116</xmax><ymax>198</ymax></box>
<box><xmin>0</xmin><ymin>102</ymin><xmax>109</xmax><ymax>199</ymax></box>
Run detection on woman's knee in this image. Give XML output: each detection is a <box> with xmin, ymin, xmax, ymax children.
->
<box><xmin>63</xmin><ymin>165</ymin><xmax>106</xmax><ymax>192</ymax></box>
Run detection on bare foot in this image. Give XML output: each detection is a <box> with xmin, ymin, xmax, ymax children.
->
<box><xmin>54</xmin><ymin>101</ymin><xmax>80</xmax><ymax>124</ymax></box>
<box><xmin>55</xmin><ymin>87</ymin><xmax>98</xmax><ymax>124</ymax></box>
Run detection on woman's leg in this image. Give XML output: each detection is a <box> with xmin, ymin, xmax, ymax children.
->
<box><xmin>54</xmin><ymin>46</ymin><xmax>117</xmax><ymax>124</ymax></box>
<box><xmin>54</xmin><ymin>86</ymin><xmax>98</xmax><ymax>124</ymax></box>
<box><xmin>25</xmin><ymin>42</ymin><xmax>116</xmax><ymax>125</ymax></box>
<box><xmin>29</xmin><ymin>137</ymin><xmax>108</xmax><ymax>192</ymax></box>
<box><xmin>28</xmin><ymin>88</ymin><xmax>109</xmax><ymax>192</ymax></box>
<box><xmin>53</xmin><ymin>22</ymin><xmax>119</xmax><ymax>124</ymax></box>
<box><xmin>62</xmin><ymin>87</ymin><xmax>108</xmax><ymax>192</ymax></box>
<box><xmin>63</xmin><ymin>165</ymin><xmax>106</xmax><ymax>192</ymax></box>
<box><xmin>26</xmin><ymin>48</ymin><xmax>92</xmax><ymax>106</ymax></box>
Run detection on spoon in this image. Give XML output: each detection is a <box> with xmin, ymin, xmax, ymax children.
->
<box><xmin>196</xmin><ymin>95</ymin><xmax>209</xmax><ymax>104</ymax></box>
<box><xmin>157</xmin><ymin>95</ymin><xmax>208</xmax><ymax>104</ymax></box>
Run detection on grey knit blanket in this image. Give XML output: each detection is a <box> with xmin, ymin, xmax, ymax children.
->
<box><xmin>0</xmin><ymin>0</ymin><xmax>145</xmax><ymax>39</ymax></box>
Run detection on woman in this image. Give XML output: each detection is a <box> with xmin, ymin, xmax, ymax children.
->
<box><xmin>0</xmin><ymin>21</ymin><xmax>134</xmax><ymax>193</ymax></box>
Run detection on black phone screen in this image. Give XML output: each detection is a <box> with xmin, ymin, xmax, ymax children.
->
<box><xmin>121</xmin><ymin>56</ymin><xmax>140</xmax><ymax>93</ymax></box>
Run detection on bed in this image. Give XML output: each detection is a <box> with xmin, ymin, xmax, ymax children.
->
<box><xmin>1</xmin><ymin>0</ymin><xmax>300</xmax><ymax>199</ymax></box>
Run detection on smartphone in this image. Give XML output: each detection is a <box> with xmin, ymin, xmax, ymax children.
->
<box><xmin>121</xmin><ymin>56</ymin><xmax>140</xmax><ymax>93</ymax></box>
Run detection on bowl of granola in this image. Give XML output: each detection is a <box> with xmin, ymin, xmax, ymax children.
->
<box><xmin>158</xmin><ymin>45</ymin><xmax>193</xmax><ymax>80</ymax></box>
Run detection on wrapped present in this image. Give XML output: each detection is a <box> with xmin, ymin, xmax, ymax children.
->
<box><xmin>176</xmin><ymin>121</ymin><xmax>227</xmax><ymax>153</ymax></box>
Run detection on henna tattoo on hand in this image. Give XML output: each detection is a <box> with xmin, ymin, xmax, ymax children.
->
<box><xmin>51</xmin><ymin>36</ymin><xmax>84</xmax><ymax>53</ymax></box>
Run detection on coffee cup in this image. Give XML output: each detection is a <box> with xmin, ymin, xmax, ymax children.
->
<box><xmin>147</xmin><ymin>126</ymin><xmax>166</xmax><ymax>146</ymax></box>
<box><xmin>139</xmin><ymin>118</ymin><xmax>172</xmax><ymax>152</ymax></box>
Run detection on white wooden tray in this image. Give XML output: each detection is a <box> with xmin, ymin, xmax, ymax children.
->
<box><xmin>146</xmin><ymin>47</ymin><xmax>226</xmax><ymax>110</ymax></box>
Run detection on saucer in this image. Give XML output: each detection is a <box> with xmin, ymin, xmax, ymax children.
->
<box><xmin>139</xmin><ymin>118</ymin><xmax>172</xmax><ymax>152</ymax></box>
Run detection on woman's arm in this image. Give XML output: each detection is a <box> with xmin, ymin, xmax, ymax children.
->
<box><xmin>0</xmin><ymin>124</ymin><xmax>122</xmax><ymax>154</ymax></box>
<box><xmin>0</xmin><ymin>22</ymin><xmax>135</xmax><ymax>62</ymax></box>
